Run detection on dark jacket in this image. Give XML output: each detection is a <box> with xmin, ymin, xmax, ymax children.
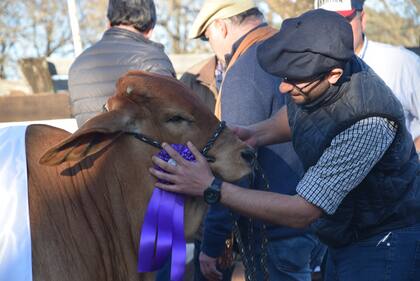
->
<box><xmin>200</xmin><ymin>25</ymin><xmax>306</xmax><ymax>258</ymax></box>
<box><xmin>288</xmin><ymin>56</ymin><xmax>420</xmax><ymax>248</ymax></box>
<box><xmin>68</xmin><ymin>27</ymin><xmax>175</xmax><ymax>126</ymax></box>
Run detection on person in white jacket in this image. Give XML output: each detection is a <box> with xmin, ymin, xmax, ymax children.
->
<box><xmin>315</xmin><ymin>0</ymin><xmax>420</xmax><ymax>154</ymax></box>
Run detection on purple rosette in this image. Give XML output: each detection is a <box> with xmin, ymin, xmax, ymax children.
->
<box><xmin>138</xmin><ymin>144</ymin><xmax>195</xmax><ymax>281</ymax></box>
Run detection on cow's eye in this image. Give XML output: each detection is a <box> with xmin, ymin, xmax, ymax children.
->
<box><xmin>167</xmin><ymin>115</ymin><xmax>187</xmax><ymax>123</ymax></box>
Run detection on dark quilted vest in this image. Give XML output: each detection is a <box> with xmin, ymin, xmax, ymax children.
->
<box><xmin>287</xmin><ymin>56</ymin><xmax>420</xmax><ymax>247</ymax></box>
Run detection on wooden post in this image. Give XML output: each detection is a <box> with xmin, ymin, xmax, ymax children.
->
<box><xmin>18</xmin><ymin>58</ymin><xmax>54</xmax><ymax>94</ymax></box>
<box><xmin>67</xmin><ymin>0</ymin><xmax>83</xmax><ymax>56</ymax></box>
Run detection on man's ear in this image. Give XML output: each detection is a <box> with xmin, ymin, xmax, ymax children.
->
<box><xmin>327</xmin><ymin>68</ymin><xmax>344</xmax><ymax>84</ymax></box>
<box><xmin>214</xmin><ymin>19</ymin><xmax>228</xmax><ymax>38</ymax></box>
<box><xmin>143</xmin><ymin>28</ymin><xmax>153</xmax><ymax>39</ymax></box>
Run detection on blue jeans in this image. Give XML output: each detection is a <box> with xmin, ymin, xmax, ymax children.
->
<box><xmin>324</xmin><ymin>223</ymin><xmax>420</xmax><ymax>281</ymax></box>
<box><xmin>256</xmin><ymin>233</ymin><xmax>326</xmax><ymax>281</ymax></box>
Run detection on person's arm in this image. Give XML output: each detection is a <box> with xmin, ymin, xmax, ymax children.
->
<box><xmin>201</xmin><ymin>203</ymin><xmax>234</xmax><ymax>257</ymax></box>
<box><xmin>201</xmin><ymin>203</ymin><xmax>234</xmax><ymax>274</ymax></box>
<box><xmin>150</xmin><ymin>117</ymin><xmax>397</xmax><ymax>227</ymax></box>
<box><xmin>220</xmin><ymin>184</ymin><xmax>321</xmax><ymax>227</ymax></box>
<box><xmin>149</xmin><ymin>142</ymin><xmax>321</xmax><ymax>227</ymax></box>
<box><xmin>406</xmin><ymin>63</ymin><xmax>420</xmax><ymax>152</ymax></box>
<box><xmin>221</xmin><ymin>74</ymin><xmax>291</xmax><ymax>147</ymax></box>
<box><xmin>198</xmin><ymin>202</ymin><xmax>235</xmax><ymax>281</ymax></box>
<box><xmin>232</xmin><ymin>106</ymin><xmax>291</xmax><ymax>148</ymax></box>
<box><xmin>399</xmin><ymin>49</ymin><xmax>420</xmax><ymax>152</ymax></box>
<box><xmin>198</xmin><ymin>252</ymin><xmax>222</xmax><ymax>281</ymax></box>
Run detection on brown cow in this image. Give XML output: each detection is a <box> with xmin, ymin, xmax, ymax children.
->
<box><xmin>25</xmin><ymin>71</ymin><xmax>253</xmax><ymax>281</ymax></box>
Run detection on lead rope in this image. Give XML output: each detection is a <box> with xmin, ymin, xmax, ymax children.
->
<box><xmin>232</xmin><ymin>160</ymin><xmax>270</xmax><ymax>281</ymax></box>
<box><xmin>257</xmin><ymin>161</ymin><xmax>270</xmax><ymax>281</ymax></box>
<box><xmin>232</xmin><ymin>221</ymin><xmax>254</xmax><ymax>281</ymax></box>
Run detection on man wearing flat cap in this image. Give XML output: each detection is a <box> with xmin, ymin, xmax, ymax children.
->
<box><xmin>150</xmin><ymin>9</ymin><xmax>420</xmax><ymax>281</ymax></box>
<box><xmin>315</xmin><ymin>0</ymin><xmax>420</xmax><ymax>155</ymax></box>
<box><xmin>187</xmin><ymin>1</ymin><xmax>323</xmax><ymax>281</ymax></box>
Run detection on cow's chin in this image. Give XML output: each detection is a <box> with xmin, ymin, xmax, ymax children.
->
<box><xmin>183</xmin><ymin>196</ymin><xmax>207</xmax><ymax>241</ymax></box>
<box><xmin>235</xmin><ymin>172</ymin><xmax>255</xmax><ymax>187</ymax></box>
<box><xmin>210</xmin><ymin>160</ymin><xmax>252</xmax><ymax>183</ymax></box>
<box><xmin>183</xmin><ymin>173</ymin><xmax>253</xmax><ymax>241</ymax></box>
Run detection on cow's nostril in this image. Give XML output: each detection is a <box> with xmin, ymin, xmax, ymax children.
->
<box><xmin>241</xmin><ymin>149</ymin><xmax>256</xmax><ymax>165</ymax></box>
<box><xmin>205</xmin><ymin>155</ymin><xmax>216</xmax><ymax>163</ymax></box>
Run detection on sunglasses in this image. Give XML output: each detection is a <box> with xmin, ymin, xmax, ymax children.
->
<box><xmin>199</xmin><ymin>34</ymin><xmax>209</xmax><ymax>42</ymax></box>
<box><xmin>283</xmin><ymin>72</ymin><xmax>329</xmax><ymax>95</ymax></box>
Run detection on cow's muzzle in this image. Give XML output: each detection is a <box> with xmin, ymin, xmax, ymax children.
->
<box><xmin>241</xmin><ymin>148</ymin><xmax>257</xmax><ymax>167</ymax></box>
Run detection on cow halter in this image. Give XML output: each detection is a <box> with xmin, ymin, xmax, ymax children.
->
<box><xmin>127</xmin><ymin>121</ymin><xmax>226</xmax><ymax>161</ymax></box>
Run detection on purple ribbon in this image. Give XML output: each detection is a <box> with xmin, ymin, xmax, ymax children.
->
<box><xmin>138</xmin><ymin>144</ymin><xmax>195</xmax><ymax>281</ymax></box>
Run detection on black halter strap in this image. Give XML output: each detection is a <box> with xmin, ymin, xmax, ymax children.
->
<box><xmin>127</xmin><ymin>132</ymin><xmax>163</xmax><ymax>150</ymax></box>
<box><xmin>127</xmin><ymin>121</ymin><xmax>226</xmax><ymax>157</ymax></box>
<box><xmin>201</xmin><ymin>121</ymin><xmax>226</xmax><ymax>157</ymax></box>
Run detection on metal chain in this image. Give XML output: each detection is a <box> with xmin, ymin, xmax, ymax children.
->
<box><xmin>232</xmin><ymin>219</ymin><xmax>255</xmax><ymax>281</ymax></box>
<box><xmin>256</xmin><ymin>161</ymin><xmax>270</xmax><ymax>281</ymax></box>
<box><xmin>232</xmin><ymin>160</ymin><xmax>270</xmax><ymax>281</ymax></box>
<box><xmin>231</xmin><ymin>170</ymin><xmax>255</xmax><ymax>281</ymax></box>
<box><xmin>247</xmin><ymin>217</ymin><xmax>257</xmax><ymax>280</ymax></box>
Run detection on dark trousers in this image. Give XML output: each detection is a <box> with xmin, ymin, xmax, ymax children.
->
<box><xmin>324</xmin><ymin>224</ymin><xmax>420</xmax><ymax>281</ymax></box>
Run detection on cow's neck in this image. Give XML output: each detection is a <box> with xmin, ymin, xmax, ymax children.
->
<box><xmin>27</xmin><ymin>130</ymin><xmax>154</xmax><ymax>280</ymax></box>
<box><xmin>27</xmin><ymin>129</ymin><xmax>205</xmax><ymax>281</ymax></box>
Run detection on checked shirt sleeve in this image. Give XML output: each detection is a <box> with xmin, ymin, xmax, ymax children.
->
<box><xmin>296</xmin><ymin>117</ymin><xmax>397</xmax><ymax>215</ymax></box>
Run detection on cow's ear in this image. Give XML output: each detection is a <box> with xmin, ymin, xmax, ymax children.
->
<box><xmin>39</xmin><ymin>110</ymin><xmax>135</xmax><ymax>166</ymax></box>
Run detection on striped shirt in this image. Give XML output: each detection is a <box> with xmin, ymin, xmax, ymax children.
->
<box><xmin>296</xmin><ymin>117</ymin><xmax>397</xmax><ymax>215</ymax></box>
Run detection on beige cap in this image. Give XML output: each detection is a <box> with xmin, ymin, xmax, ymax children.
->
<box><xmin>189</xmin><ymin>0</ymin><xmax>257</xmax><ymax>39</ymax></box>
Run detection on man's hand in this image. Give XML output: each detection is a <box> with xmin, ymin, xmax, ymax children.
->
<box><xmin>230</xmin><ymin>125</ymin><xmax>258</xmax><ymax>148</ymax></box>
<box><xmin>230</xmin><ymin>107</ymin><xmax>291</xmax><ymax>148</ymax></box>
<box><xmin>149</xmin><ymin>142</ymin><xmax>214</xmax><ymax>197</ymax></box>
<box><xmin>199</xmin><ymin>252</ymin><xmax>223</xmax><ymax>281</ymax></box>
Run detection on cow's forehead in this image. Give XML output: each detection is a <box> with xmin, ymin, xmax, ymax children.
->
<box><xmin>116</xmin><ymin>71</ymin><xmax>191</xmax><ymax>99</ymax></box>
<box><xmin>112</xmin><ymin>70</ymin><xmax>211</xmax><ymax>117</ymax></box>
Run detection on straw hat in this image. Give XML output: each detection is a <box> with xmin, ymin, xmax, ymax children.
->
<box><xmin>189</xmin><ymin>0</ymin><xmax>256</xmax><ymax>39</ymax></box>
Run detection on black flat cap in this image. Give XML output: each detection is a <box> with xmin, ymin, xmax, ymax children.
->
<box><xmin>257</xmin><ymin>9</ymin><xmax>354</xmax><ymax>82</ymax></box>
